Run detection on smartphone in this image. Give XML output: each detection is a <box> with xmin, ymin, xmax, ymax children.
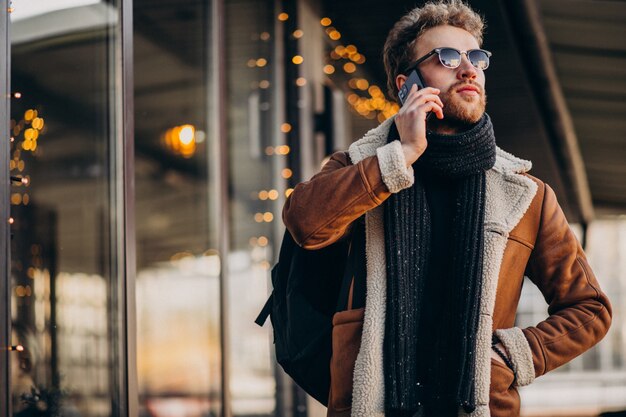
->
<box><xmin>398</xmin><ymin>69</ymin><xmax>427</xmax><ymax>105</ymax></box>
<box><xmin>398</xmin><ymin>69</ymin><xmax>434</xmax><ymax>121</ymax></box>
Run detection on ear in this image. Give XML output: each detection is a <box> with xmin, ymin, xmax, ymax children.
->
<box><xmin>395</xmin><ymin>74</ymin><xmax>407</xmax><ymax>92</ymax></box>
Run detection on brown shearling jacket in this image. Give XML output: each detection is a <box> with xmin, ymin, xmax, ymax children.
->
<box><xmin>282</xmin><ymin>119</ymin><xmax>612</xmax><ymax>417</ymax></box>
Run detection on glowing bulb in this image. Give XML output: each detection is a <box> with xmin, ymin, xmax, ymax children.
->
<box><xmin>320</xmin><ymin>17</ymin><xmax>332</xmax><ymax>26</ymax></box>
<box><xmin>178</xmin><ymin>125</ymin><xmax>195</xmax><ymax>145</ymax></box>
<box><xmin>343</xmin><ymin>63</ymin><xmax>356</xmax><ymax>73</ymax></box>
<box><xmin>323</xmin><ymin>65</ymin><xmax>335</xmax><ymax>75</ymax></box>
<box><xmin>278</xmin><ymin>12</ymin><xmax>288</xmax><ymax>21</ymax></box>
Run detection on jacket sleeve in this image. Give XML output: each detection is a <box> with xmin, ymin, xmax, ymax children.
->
<box><xmin>283</xmin><ymin>140</ymin><xmax>414</xmax><ymax>249</ymax></box>
<box><xmin>495</xmin><ymin>182</ymin><xmax>612</xmax><ymax>386</ymax></box>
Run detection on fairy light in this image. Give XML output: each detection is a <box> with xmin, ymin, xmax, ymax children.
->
<box><xmin>296</xmin><ymin>77</ymin><xmax>307</xmax><ymax>86</ymax></box>
<box><xmin>343</xmin><ymin>63</ymin><xmax>356</xmax><ymax>73</ymax></box>
<box><xmin>278</xmin><ymin>12</ymin><xmax>288</xmax><ymax>21</ymax></box>
<box><xmin>291</xmin><ymin>55</ymin><xmax>304</xmax><ymax>65</ymax></box>
<box><xmin>323</xmin><ymin>65</ymin><xmax>335</xmax><ymax>75</ymax></box>
<box><xmin>293</xmin><ymin>29</ymin><xmax>304</xmax><ymax>39</ymax></box>
<box><xmin>320</xmin><ymin>17</ymin><xmax>332</xmax><ymax>26</ymax></box>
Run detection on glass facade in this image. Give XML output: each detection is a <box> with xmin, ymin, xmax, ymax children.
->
<box><xmin>133</xmin><ymin>1</ymin><xmax>222</xmax><ymax>416</ymax></box>
<box><xmin>8</xmin><ymin>1</ymin><xmax>125</xmax><ymax>415</ymax></box>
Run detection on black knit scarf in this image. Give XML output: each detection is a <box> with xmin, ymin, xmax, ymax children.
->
<box><xmin>383</xmin><ymin>113</ymin><xmax>497</xmax><ymax>416</ymax></box>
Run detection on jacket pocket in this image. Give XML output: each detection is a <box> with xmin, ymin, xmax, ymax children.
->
<box><xmin>489</xmin><ymin>358</ymin><xmax>521</xmax><ymax>417</ymax></box>
<box><xmin>329</xmin><ymin>307</ymin><xmax>364</xmax><ymax>413</ymax></box>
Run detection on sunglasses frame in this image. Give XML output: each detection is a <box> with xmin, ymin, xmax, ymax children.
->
<box><xmin>404</xmin><ymin>47</ymin><xmax>492</xmax><ymax>74</ymax></box>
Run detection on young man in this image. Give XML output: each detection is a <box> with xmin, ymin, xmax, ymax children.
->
<box><xmin>283</xmin><ymin>1</ymin><xmax>612</xmax><ymax>416</ymax></box>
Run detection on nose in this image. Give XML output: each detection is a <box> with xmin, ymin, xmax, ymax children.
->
<box><xmin>457</xmin><ymin>52</ymin><xmax>477</xmax><ymax>80</ymax></box>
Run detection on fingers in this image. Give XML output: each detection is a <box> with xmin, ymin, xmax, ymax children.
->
<box><xmin>403</xmin><ymin>85</ymin><xmax>441</xmax><ymax>107</ymax></box>
<box><xmin>422</xmin><ymin>101</ymin><xmax>444</xmax><ymax>120</ymax></box>
<box><xmin>401</xmin><ymin>86</ymin><xmax>444</xmax><ymax>113</ymax></box>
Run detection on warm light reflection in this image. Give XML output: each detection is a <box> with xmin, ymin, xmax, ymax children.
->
<box><xmin>343</xmin><ymin>62</ymin><xmax>356</xmax><ymax>73</ymax></box>
<box><xmin>163</xmin><ymin>124</ymin><xmax>196</xmax><ymax>158</ymax></box>
<box><xmin>323</xmin><ymin>65</ymin><xmax>335</xmax><ymax>75</ymax></box>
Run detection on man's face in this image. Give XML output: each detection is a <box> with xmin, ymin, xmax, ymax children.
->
<box><xmin>399</xmin><ymin>25</ymin><xmax>487</xmax><ymax>126</ymax></box>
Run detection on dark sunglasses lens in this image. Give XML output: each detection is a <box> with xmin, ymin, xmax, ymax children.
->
<box><xmin>469</xmin><ymin>50</ymin><xmax>490</xmax><ymax>70</ymax></box>
<box><xmin>439</xmin><ymin>48</ymin><xmax>461</xmax><ymax>68</ymax></box>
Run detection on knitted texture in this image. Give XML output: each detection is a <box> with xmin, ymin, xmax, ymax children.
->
<box><xmin>383</xmin><ymin>114</ymin><xmax>496</xmax><ymax>416</ymax></box>
<box><xmin>347</xmin><ymin>115</ymin><xmax>538</xmax><ymax>417</ymax></box>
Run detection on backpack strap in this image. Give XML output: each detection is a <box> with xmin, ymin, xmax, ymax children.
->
<box><xmin>336</xmin><ymin>217</ymin><xmax>366</xmax><ymax>312</ymax></box>
<box><xmin>255</xmin><ymin>293</ymin><xmax>273</xmax><ymax>326</ymax></box>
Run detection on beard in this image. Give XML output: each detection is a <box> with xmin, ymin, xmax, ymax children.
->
<box><xmin>430</xmin><ymin>81</ymin><xmax>487</xmax><ymax>131</ymax></box>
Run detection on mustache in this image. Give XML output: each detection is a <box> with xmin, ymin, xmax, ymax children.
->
<box><xmin>450</xmin><ymin>81</ymin><xmax>484</xmax><ymax>94</ymax></box>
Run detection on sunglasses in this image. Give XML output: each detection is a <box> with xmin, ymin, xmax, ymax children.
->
<box><xmin>404</xmin><ymin>47</ymin><xmax>492</xmax><ymax>74</ymax></box>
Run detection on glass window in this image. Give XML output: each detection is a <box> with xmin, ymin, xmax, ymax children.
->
<box><xmin>133</xmin><ymin>1</ymin><xmax>222</xmax><ymax>416</ymax></box>
<box><xmin>224</xmin><ymin>0</ymin><xmax>280</xmax><ymax>414</ymax></box>
<box><xmin>9</xmin><ymin>1</ymin><xmax>124</xmax><ymax>416</ymax></box>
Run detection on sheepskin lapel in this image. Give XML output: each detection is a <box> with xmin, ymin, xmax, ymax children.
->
<box><xmin>348</xmin><ymin>118</ymin><xmax>538</xmax><ymax>417</ymax></box>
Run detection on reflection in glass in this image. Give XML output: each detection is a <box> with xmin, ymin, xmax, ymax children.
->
<box><xmin>133</xmin><ymin>1</ymin><xmax>221</xmax><ymax>416</ymax></box>
<box><xmin>9</xmin><ymin>1</ymin><xmax>122</xmax><ymax>416</ymax></box>
<box><xmin>225</xmin><ymin>0</ymin><xmax>279</xmax><ymax>414</ymax></box>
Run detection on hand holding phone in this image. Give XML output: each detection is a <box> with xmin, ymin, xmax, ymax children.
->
<box><xmin>394</xmin><ymin>70</ymin><xmax>444</xmax><ymax>166</ymax></box>
<box><xmin>398</xmin><ymin>69</ymin><xmax>427</xmax><ymax>106</ymax></box>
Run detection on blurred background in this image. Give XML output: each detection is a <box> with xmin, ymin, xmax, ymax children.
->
<box><xmin>1</xmin><ymin>0</ymin><xmax>625</xmax><ymax>416</ymax></box>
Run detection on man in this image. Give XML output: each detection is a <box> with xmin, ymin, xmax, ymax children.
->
<box><xmin>283</xmin><ymin>1</ymin><xmax>612</xmax><ymax>416</ymax></box>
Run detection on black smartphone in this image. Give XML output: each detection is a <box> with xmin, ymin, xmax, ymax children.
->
<box><xmin>398</xmin><ymin>69</ymin><xmax>427</xmax><ymax>106</ymax></box>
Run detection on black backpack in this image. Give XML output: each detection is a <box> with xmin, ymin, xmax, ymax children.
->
<box><xmin>255</xmin><ymin>217</ymin><xmax>366</xmax><ymax>405</ymax></box>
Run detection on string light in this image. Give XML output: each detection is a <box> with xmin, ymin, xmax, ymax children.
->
<box><xmin>296</xmin><ymin>77</ymin><xmax>307</xmax><ymax>86</ymax></box>
<box><xmin>323</xmin><ymin>65</ymin><xmax>335</xmax><ymax>75</ymax></box>
<box><xmin>280</xmin><ymin>123</ymin><xmax>292</xmax><ymax>133</ymax></box>
<box><xmin>293</xmin><ymin>29</ymin><xmax>304</xmax><ymax>39</ymax></box>
<box><xmin>291</xmin><ymin>55</ymin><xmax>304</xmax><ymax>65</ymax></box>
<box><xmin>319</xmin><ymin>19</ymin><xmax>399</xmax><ymax>122</ymax></box>
<box><xmin>343</xmin><ymin>63</ymin><xmax>356</xmax><ymax>73</ymax></box>
<box><xmin>278</xmin><ymin>12</ymin><xmax>288</xmax><ymax>21</ymax></box>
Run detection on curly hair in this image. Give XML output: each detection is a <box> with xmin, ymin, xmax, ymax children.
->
<box><xmin>383</xmin><ymin>0</ymin><xmax>486</xmax><ymax>101</ymax></box>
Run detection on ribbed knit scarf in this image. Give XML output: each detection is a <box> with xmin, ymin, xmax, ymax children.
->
<box><xmin>383</xmin><ymin>113</ymin><xmax>497</xmax><ymax>416</ymax></box>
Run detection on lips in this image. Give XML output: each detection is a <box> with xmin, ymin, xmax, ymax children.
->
<box><xmin>457</xmin><ymin>84</ymin><xmax>480</xmax><ymax>94</ymax></box>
